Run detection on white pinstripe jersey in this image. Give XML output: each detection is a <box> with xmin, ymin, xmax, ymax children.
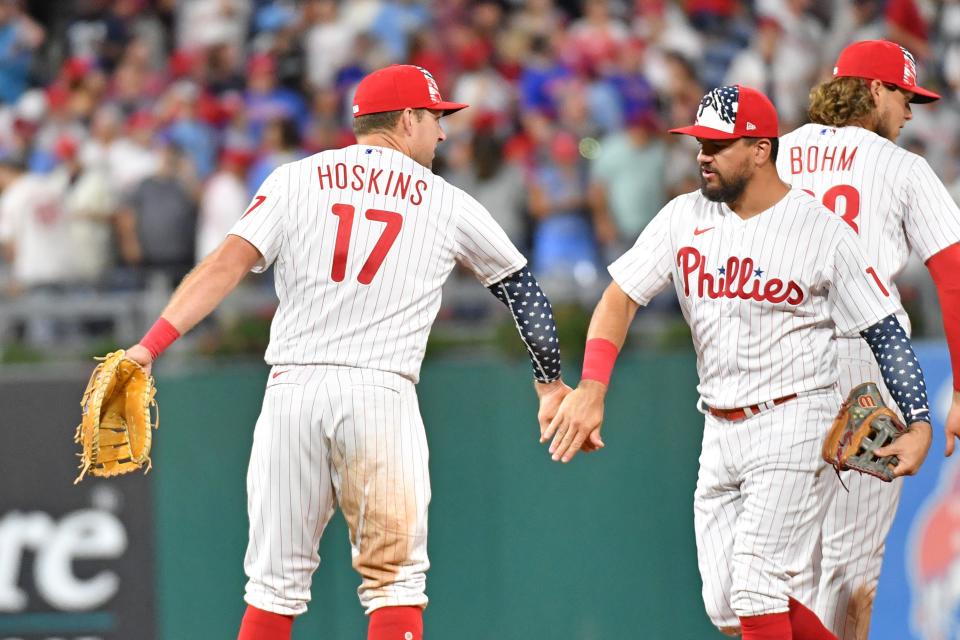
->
<box><xmin>609</xmin><ymin>189</ymin><xmax>901</xmax><ymax>408</ymax></box>
<box><xmin>228</xmin><ymin>144</ymin><xmax>526</xmax><ymax>382</ymax></box>
<box><xmin>778</xmin><ymin>124</ymin><xmax>960</xmax><ymax>336</ymax></box>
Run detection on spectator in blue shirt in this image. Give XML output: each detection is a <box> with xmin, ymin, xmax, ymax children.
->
<box><xmin>0</xmin><ymin>0</ymin><xmax>43</xmax><ymax>105</ymax></box>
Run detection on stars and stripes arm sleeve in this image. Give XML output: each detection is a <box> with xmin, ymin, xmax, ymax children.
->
<box><xmin>488</xmin><ymin>266</ymin><xmax>561</xmax><ymax>383</ymax></box>
<box><xmin>860</xmin><ymin>314</ymin><xmax>931</xmax><ymax>424</ymax></box>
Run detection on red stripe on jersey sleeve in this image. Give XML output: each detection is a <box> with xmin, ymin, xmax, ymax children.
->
<box><xmin>241</xmin><ymin>195</ymin><xmax>267</xmax><ymax>220</ymax></box>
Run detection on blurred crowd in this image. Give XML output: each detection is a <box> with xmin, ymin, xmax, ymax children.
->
<box><xmin>0</xmin><ymin>0</ymin><xmax>957</xmax><ymax>350</ymax></box>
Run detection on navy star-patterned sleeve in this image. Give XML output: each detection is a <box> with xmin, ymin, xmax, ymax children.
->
<box><xmin>487</xmin><ymin>267</ymin><xmax>561</xmax><ymax>382</ymax></box>
<box><xmin>860</xmin><ymin>314</ymin><xmax>931</xmax><ymax>424</ymax></box>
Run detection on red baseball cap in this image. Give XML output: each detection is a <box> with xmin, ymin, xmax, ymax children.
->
<box><xmin>352</xmin><ymin>65</ymin><xmax>468</xmax><ymax>118</ymax></box>
<box><xmin>53</xmin><ymin>135</ymin><xmax>79</xmax><ymax>160</ymax></box>
<box><xmin>833</xmin><ymin>40</ymin><xmax>940</xmax><ymax>103</ymax></box>
<box><xmin>670</xmin><ymin>85</ymin><xmax>778</xmax><ymax>140</ymax></box>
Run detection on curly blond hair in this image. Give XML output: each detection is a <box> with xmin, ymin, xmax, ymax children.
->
<box><xmin>807</xmin><ymin>77</ymin><xmax>876</xmax><ymax>127</ymax></box>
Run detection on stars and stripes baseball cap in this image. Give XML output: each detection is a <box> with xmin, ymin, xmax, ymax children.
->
<box><xmin>833</xmin><ymin>40</ymin><xmax>940</xmax><ymax>103</ymax></box>
<box><xmin>352</xmin><ymin>65</ymin><xmax>468</xmax><ymax>118</ymax></box>
<box><xmin>669</xmin><ymin>84</ymin><xmax>778</xmax><ymax>140</ymax></box>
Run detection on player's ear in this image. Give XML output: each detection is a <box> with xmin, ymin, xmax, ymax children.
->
<box><xmin>400</xmin><ymin>108</ymin><xmax>416</xmax><ymax>135</ymax></box>
<box><xmin>868</xmin><ymin>78</ymin><xmax>884</xmax><ymax>106</ymax></box>
<box><xmin>751</xmin><ymin>139</ymin><xmax>771</xmax><ymax>165</ymax></box>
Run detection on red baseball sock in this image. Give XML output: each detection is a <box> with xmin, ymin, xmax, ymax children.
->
<box><xmin>740</xmin><ymin>611</ymin><xmax>792</xmax><ymax>640</ymax></box>
<box><xmin>368</xmin><ymin>606</ymin><xmax>423</xmax><ymax>640</ymax></box>
<box><xmin>789</xmin><ymin>598</ymin><xmax>838</xmax><ymax>640</ymax></box>
<box><xmin>237</xmin><ymin>605</ymin><xmax>293</xmax><ymax>640</ymax></box>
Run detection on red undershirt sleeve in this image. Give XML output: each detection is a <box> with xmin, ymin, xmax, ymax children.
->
<box><xmin>926</xmin><ymin>242</ymin><xmax>960</xmax><ymax>391</ymax></box>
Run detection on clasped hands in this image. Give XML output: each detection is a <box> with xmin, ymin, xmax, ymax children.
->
<box><xmin>535</xmin><ymin>379</ymin><xmax>606</xmax><ymax>464</ymax></box>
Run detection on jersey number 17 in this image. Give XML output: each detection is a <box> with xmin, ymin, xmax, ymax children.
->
<box><xmin>329</xmin><ymin>203</ymin><xmax>403</xmax><ymax>284</ymax></box>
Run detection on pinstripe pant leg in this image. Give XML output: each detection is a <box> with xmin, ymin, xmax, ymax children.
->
<box><xmin>816</xmin><ymin>356</ymin><xmax>904</xmax><ymax>640</ymax></box>
<box><xmin>695</xmin><ymin>414</ymin><xmax>742</xmax><ymax>630</ymax></box>
<box><xmin>329</xmin><ymin>368</ymin><xmax>431</xmax><ymax>614</ymax></box>
<box><xmin>244</xmin><ymin>369</ymin><xmax>337</xmax><ymax>616</ymax></box>
<box><xmin>728</xmin><ymin>394</ymin><xmax>832</xmax><ymax>619</ymax></box>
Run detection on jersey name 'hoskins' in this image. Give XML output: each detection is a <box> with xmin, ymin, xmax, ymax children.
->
<box><xmin>317</xmin><ymin>162</ymin><xmax>429</xmax><ymax>205</ymax></box>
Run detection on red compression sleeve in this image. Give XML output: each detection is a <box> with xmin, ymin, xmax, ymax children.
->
<box><xmin>581</xmin><ymin>338</ymin><xmax>619</xmax><ymax>386</ymax></box>
<box><xmin>139</xmin><ymin>317</ymin><xmax>181</xmax><ymax>359</ymax></box>
<box><xmin>368</xmin><ymin>606</ymin><xmax>422</xmax><ymax>640</ymax></box>
<box><xmin>788</xmin><ymin>598</ymin><xmax>838</xmax><ymax>639</ymax></box>
<box><xmin>927</xmin><ymin>243</ymin><xmax>960</xmax><ymax>390</ymax></box>
<box><xmin>739</xmin><ymin>612</ymin><xmax>791</xmax><ymax>640</ymax></box>
<box><xmin>237</xmin><ymin>605</ymin><xmax>293</xmax><ymax>640</ymax></box>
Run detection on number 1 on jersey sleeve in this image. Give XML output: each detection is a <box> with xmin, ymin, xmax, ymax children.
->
<box><xmin>330</xmin><ymin>203</ymin><xmax>355</xmax><ymax>282</ymax></box>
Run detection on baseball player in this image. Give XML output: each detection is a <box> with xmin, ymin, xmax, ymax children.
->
<box><xmin>542</xmin><ymin>84</ymin><xmax>934</xmax><ymax>640</ymax></box>
<box><xmin>777</xmin><ymin>40</ymin><xmax>960</xmax><ymax>639</ymax></box>
<box><xmin>119</xmin><ymin>65</ymin><xmax>571</xmax><ymax>640</ymax></box>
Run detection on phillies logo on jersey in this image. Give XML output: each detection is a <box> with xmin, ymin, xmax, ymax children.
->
<box><xmin>676</xmin><ymin>246</ymin><xmax>805</xmax><ymax>305</ymax></box>
<box><xmin>900</xmin><ymin>46</ymin><xmax>917</xmax><ymax>86</ymax></box>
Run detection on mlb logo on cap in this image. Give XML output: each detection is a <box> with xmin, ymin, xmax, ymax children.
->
<box><xmin>352</xmin><ymin>65</ymin><xmax>468</xmax><ymax>118</ymax></box>
<box><xmin>669</xmin><ymin>85</ymin><xmax>779</xmax><ymax>140</ymax></box>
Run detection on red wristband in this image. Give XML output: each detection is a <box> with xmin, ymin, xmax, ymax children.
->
<box><xmin>139</xmin><ymin>317</ymin><xmax>181</xmax><ymax>359</ymax></box>
<box><xmin>581</xmin><ymin>338</ymin><xmax>620</xmax><ymax>386</ymax></box>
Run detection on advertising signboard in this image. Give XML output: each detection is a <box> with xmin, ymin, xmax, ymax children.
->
<box><xmin>0</xmin><ymin>376</ymin><xmax>155</xmax><ymax>640</ymax></box>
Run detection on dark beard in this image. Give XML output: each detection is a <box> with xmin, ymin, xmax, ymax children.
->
<box><xmin>700</xmin><ymin>171</ymin><xmax>749</xmax><ymax>203</ymax></box>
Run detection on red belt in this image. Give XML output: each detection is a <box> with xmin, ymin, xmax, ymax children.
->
<box><xmin>706</xmin><ymin>394</ymin><xmax>798</xmax><ymax>422</ymax></box>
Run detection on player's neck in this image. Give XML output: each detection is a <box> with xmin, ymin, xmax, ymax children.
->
<box><xmin>357</xmin><ymin>132</ymin><xmax>412</xmax><ymax>158</ymax></box>
<box><xmin>728</xmin><ymin>171</ymin><xmax>791</xmax><ymax>220</ymax></box>
<box><xmin>849</xmin><ymin>112</ymin><xmax>881</xmax><ymax>137</ymax></box>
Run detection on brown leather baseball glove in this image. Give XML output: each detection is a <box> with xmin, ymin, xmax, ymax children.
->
<box><xmin>822</xmin><ymin>382</ymin><xmax>905</xmax><ymax>482</ymax></box>
<box><xmin>74</xmin><ymin>350</ymin><xmax>158</xmax><ymax>483</ymax></box>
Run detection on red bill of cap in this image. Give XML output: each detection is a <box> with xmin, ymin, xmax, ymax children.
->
<box><xmin>352</xmin><ymin>65</ymin><xmax>468</xmax><ymax>118</ymax></box>
<box><xmin>670</xmin><ymin>85</ymin><xmax>779</xmax><ymax>140</ymax></box>
<box><xmin>834</xmin><ymin>40</ymin><xmax>940</xmax><ymax>103</ymax></box>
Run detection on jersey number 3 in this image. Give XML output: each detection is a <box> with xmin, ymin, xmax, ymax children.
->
<box><xmin>330</xmin><ymin>203</ymin><xmax>402</xmax><ymax>284</ymax></box>
<box><xmin>802</xmin><ymin>185</ymin><xmax>860</xmax><ymax>233</ymax></box>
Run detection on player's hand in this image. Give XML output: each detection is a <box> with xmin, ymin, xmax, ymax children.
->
<box><xmin>944</xmin><ymin>391</ymin><xmax>960</xmax><ymax>457</ymax></box>
<box><xmin>541</xmin><ymin>380</ymin><xmax>606</xmax><ymax>463</ymax></box>
<box><xmin>534</xmin><ymin>378</ymin><xmax>573</xmax><ymax>438</ymax></box>
<box><xmin>124</xmin><ymin>344</ymin><xmax>155</xmax><ymax>376</ymax></box>
<box><xmin>875</xmin><ymin>421</ymin><xmax>933</xmax><ymax>477</ymax></box>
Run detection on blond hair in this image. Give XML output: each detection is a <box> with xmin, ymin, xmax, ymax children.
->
<box><xmin>807</xmin><ymin>77</ymin><xmax>876</xmax><ymax>127</ymax></box>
